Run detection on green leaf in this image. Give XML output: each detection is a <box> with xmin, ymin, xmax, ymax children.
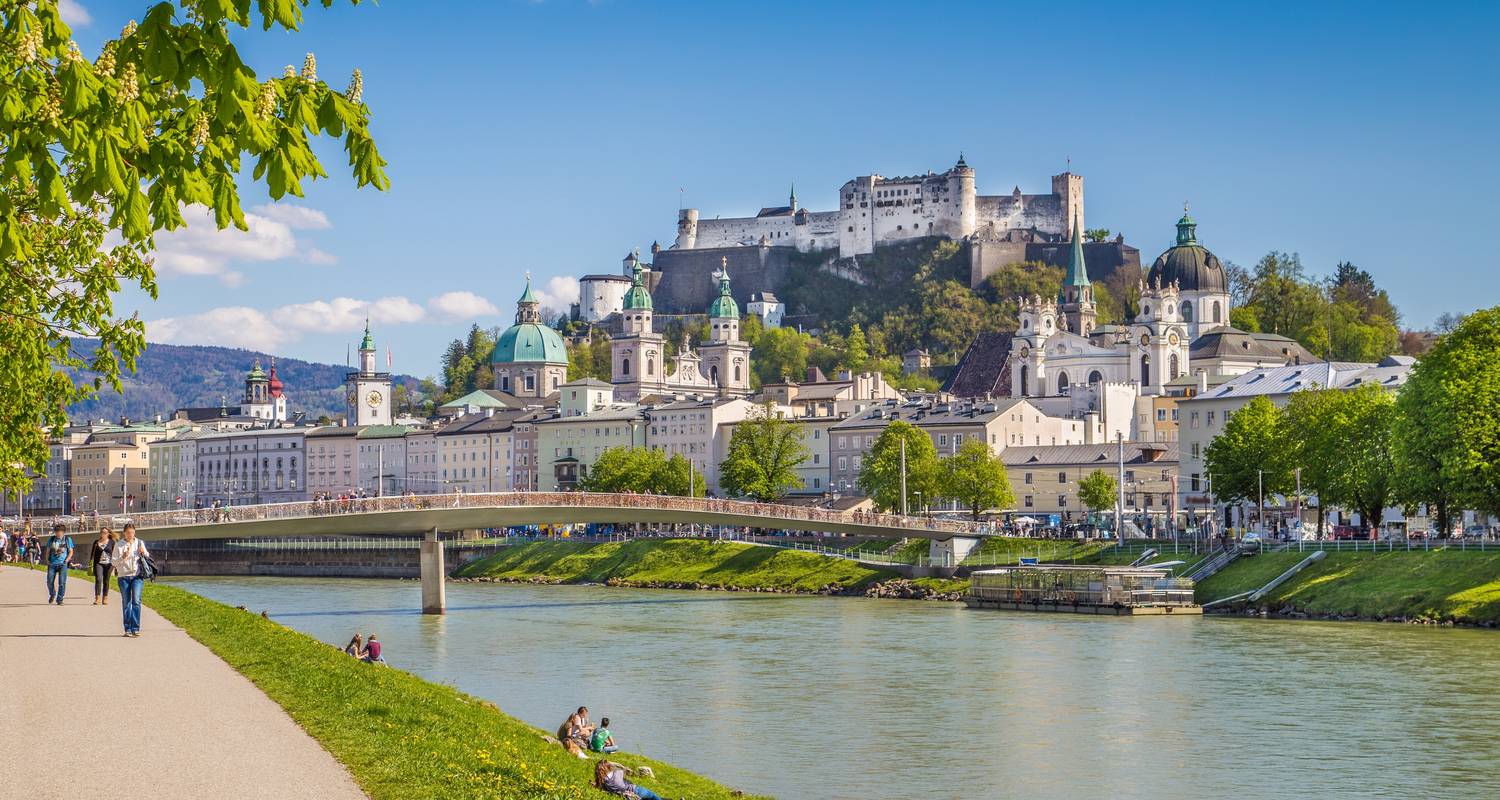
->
<box><xmin>211</xmin><ymin>171</ymin><xmax>246</xmax><ymax>230</ymax></box>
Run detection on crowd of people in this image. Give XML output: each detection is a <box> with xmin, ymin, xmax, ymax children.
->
<box><xmin>3</xmin><ymin>521</ymin><xmax>152</xmax><ymax>636</ymax></box>
<box><xmin>557</xmin><ymin>706</ymin><xmax>670</xmax><ymax>799</ymax></box>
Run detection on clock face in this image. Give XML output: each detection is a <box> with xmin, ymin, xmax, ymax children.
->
<box><xmin>1169</xmin><ymin>332</ymin><xmax>1180</xmax><ymax>346</ymax></box>
<box><xmin>366</xmin><ymin>390</ymin><xmax>384</xmax><ymax>408</ymax></box>
<box><xmin>1139</xmin><ymin>332</ymin><xmax>1150</xmax><ymax>347</ymax></box>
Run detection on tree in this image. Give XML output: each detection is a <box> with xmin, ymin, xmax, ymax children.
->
<box><xmin>857</xmin><ymin>420</ymin><xmax>939</xmax><ymax>513</ymax></box>
<box><xmin>1084</xmin><ymin>228</ymin><xmax>1111</xmax><ymax>243</ymax></box>
<box><xmin>1204</xmin><ymin>396</ymin><xmax>1291</xmax><ymax>507</ymax></box>
<box><xmin>1077</xmin><ymin>469</ymin><xmax>1118</xmax><ymax>517</ymax></box>
<box><xmin>1229</xmin><ymin>306</ymin><xmax>1261</xmax><ymax>332</ymax></box>
<box><xmin>719</xmin><ymin>404</ymin><xmax>809</xmax><ymax>502</ymax></box>
<box><xmin>842</xmin><ymin>324</ymin><xmax>869</xmax><ymax>371</ymax></box>
<box><xmin>0</xmin><ymin>1</ymin><xmax>387</xmax><ymax>496</ymax></box>
<box><xmin>753</xmin><ymin>326</ymin><xmax>810</xmax><ymax>384</ymax></box>
<box><xmin>1280</xmin><ymin>388</ymin><xmax>1341</xmax><ymax>536</ymax></box>
<box><xmin>1324</xmin><ymin>385</ymin><xmax>1398</xmax><ymax>534</ymax></box>
<box><xmin>1394</xmin><ymin>307</ymin><xmax>1500</xmax><ymax>529</ymax></box>
<box><xmin>580</xmin><ymin>446</ymin><xmax>701</xmax><ymax>496</ymax></box>
<box><xmin>938</xmin><ymin>440</ymin><xmax>1013</xmax><ymax>519</ymax></box>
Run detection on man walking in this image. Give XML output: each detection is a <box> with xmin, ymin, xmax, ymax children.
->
<box><xmin>44</xmin><ymin>523</ymin><xmax>74</xmax><ymax>605</ymax></box>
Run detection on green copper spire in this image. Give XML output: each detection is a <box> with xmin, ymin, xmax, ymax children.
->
<box><xmin>246</xmin><ymin>358</ymin><xmax>266</xmax><ymax>381</ymax></box>
<box><xmin>1063</xmin><ymin>211</ymin><xmax>1089</xmax><ymax>289</ymax></box>
<box><xmin>1176</xmin><ymin>203</ymin><xmax>1197</xmax><ymax>246</ymax></box>
<box><xmin>622</xmin><ymin>257</ymin><xmax>653</xmax><ymax>311</ymax></box>
<box><xmin>707</xmin><ymin>258</ymin><xmax>740</xmax><ymax>319</ymax></box>
<box><xmin>359</xmin><ymin>319</ymin><xmax>374</xmax><ymax>351</ymax></box>
<box><xmin>518</xmin><ymin>274</ymin><xmax>538</xmax><ymax>305</ymax></box>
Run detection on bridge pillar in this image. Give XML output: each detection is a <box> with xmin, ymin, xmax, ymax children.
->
<box><xmin>929</xmin><ymin>536</ymin><xmax>981</xmax><ymax>568</ymax></box>
<box><xmin>420</xmin><ymin>527</ymin><xmax>446</xmax><ymax>615</ymax></box>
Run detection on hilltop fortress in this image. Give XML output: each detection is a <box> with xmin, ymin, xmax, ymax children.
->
<box><xmin>586</xmin><ymin>156</ymin><xmax>1139</xmax><ymax>317</ymax></box>
<box><xmin>674</xmin><ymin>155</ymin><xmax>1082</xmax><ymax>258</ymax></box>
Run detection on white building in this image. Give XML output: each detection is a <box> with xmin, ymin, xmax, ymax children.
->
<box><xmin>147</xmin><ymin>429</ymin><xmax>205</xmax><ymax>510</ymax></box>
<box><xmin>746</xmin><ymin>291</ymin><xmax>784</xmax><ymax>328</ymax></box>
<box><xmin>645</xmin><ymin>396</ymin><xmax>755</xmax><ymax>495</ymax></box>
<box><xmin>194</xmin><ymin>427</ymin><xmax>307</xmax><ymax>507</ymax></box>
<box><xmin>305</xmin><ymin>426</ymin><xmax>359</xmax><ymax>498</ymax></box>
<box><xmin>356</xmin><ymin>425</ymin><xmax>408</xmax><ymax>496</ymax></box>
<box><xmin>578</xmin><ymin>273</ymin><xmax>633</xmax><ymax>322</ymax></box>
<box><xmin>1176</xmin><ymin>357</ymin><xmax>1415</xmax><ymax>528</ymax></box>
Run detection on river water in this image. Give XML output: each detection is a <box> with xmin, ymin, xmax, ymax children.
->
<box><xmin>166</xmin><ymin>577</ymin><xmax>1500</xmax><ymax>800</ymax></box>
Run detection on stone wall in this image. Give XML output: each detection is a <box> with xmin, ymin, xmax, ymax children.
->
<box><xmin>969</xmin><ymin>239</ymin><xmax>1141</xmax><ymax>288</ymax></box>
<box><xmin>651</xmin><ymin>245</ymin><xmax>799</xmax><ymax>314</ymax></box>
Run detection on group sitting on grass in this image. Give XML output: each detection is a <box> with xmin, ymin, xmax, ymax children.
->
<box><xmin>342</xmin><ymin>632</ymin><xmax>386</xmax><ymax>664</ymax></box>
<box><xmin>559</xmin><ymin>707</ymin><xmax>672</xmax><ymax>798</ymax></box>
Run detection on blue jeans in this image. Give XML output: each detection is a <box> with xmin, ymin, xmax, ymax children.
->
<box><xmin>46</xmin><ymin>564</ymin><xmax>67</xmax><ymax>602</ymax></box>
<box><xmin>118</xmin><ymin>576</ymin><xmax>145</xmax><ymax>633</ymax></box>
<box><xmin>634</xmin><ymin>786</ymin><xmax>662</xmax><ymax>800</ymax></box>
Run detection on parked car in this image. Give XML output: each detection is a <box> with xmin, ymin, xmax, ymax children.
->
<box><xmin>1239</xmin><ymin>532</ymin><xmax>1263</xmax><ymax>553</ymax></box>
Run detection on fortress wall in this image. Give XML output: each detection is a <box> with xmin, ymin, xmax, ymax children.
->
<box><xmin>968</xmin><ymin>240</ymin><xmax>1142</xmax><ymax>288</ymax></box>
<box><xmin>651</xmin><ymin>245</ymin><xmax>799</xmax><ymax>314</ymax></box>
<box><xmin>692</xmin><ymin>214</ymin><xmax>798</xmax><ymax>248</ymax></box>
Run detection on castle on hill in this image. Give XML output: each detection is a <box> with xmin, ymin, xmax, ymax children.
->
<box><xmin>674</xmin><ymin>154</ymin><xmax>1081</xmax><ymax>259</ymax></box>
<box><xmin>632</xmin><ymin>155</ymin><xmax>1140</xmax><ymax>316</ymax></box>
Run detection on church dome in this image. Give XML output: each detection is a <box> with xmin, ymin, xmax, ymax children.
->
<box><xmin>622</xmin><ymin>258</ymin><xmax>653</xmax><ymax>311</ymax></box>
<box><xmin>493</xmin><ymin>279</ymin><xmax>568</xmax><ymax>366</ymax></box>
<box><xmin>267</xmin><ymin>359</ymin><xmax>284</xmax><ymax>398</ymax></box>
<box><xmin>707</xmin><ymin>264</ymin><xmax>740</xmax><ymax>319</ymax></box>
<box><xmin>1147</xmin><ymin>212</ymin><xmax>1226</xmax><ymax>293</ymax></box>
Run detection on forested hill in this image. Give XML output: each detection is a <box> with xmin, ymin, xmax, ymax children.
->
<box><xmin>66</xmin><ymin>340</ymin><xmax>419</xmax><ymax>423</ymax></box>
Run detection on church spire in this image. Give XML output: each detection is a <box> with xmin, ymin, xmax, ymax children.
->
<box><xmin>708</xmin><ymin>256</ymin><xmax>739</xmax><ymax>320</ymax></box>
<box><xmin>516</xmin><ymin>273</ymin><xmax>542</xmax><ymax>323</ymax></box>
<box><xmin>1064</xmin><ymin>211</ymin><xmax>1089</xmax><ymax>289</ymax></box>
<box><xmin>789</xmin><ymin>182</ymin><xmax>797</xmax><ymax>212</ymax></box>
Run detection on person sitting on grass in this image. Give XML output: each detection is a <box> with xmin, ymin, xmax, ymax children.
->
<box><xmin>362</xmin><ymin>634</ymin><xmax>385</xmax><ymax>664</ymax></box>
<box><xmin>589</xmin><ymin>717</ymin><xmax>619</xmax><ymax>753</ymax></box>
<box><xmin>344</xmin><ymin>633</ymin><xmax>365</xmax><ymax>658</ymax></box>
<box><xmin>594</xmin><ymin>760</ymin><xmax>664</xmax><ymax>800</ymax></box>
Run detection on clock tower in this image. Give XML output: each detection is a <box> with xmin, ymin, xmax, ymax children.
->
<box><xmin>346</xmin><ymin>320</ymin><xmax>392</xmax><ymax>426</ymax></box>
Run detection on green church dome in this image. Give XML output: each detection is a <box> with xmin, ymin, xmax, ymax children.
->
<box><xmin>492</xmin><ymin>323</ymin><xmax>568</xmax><ymax>366</ymax></box>
<box><xmin>493</xmin><ymin>279</ymin><xmax>568</xmax><ymax>366</ymax></box>
<box><xmin>707</xmin><ymin>265</ymin><xmax>739</xmax><ymax>319</ymax></box>
<box><xmin>622</xmin><ymin>257</ymin><xmax>653</xmax><ymax>311</ymax></box>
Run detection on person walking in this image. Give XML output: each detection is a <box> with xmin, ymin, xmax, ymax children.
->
<box><xmin>44</xmin><ymin>524</ymin><xmax>74</xmax><ymax>605</ymax></box>
<box><xmin>90</xmin><ymin>527</ymin><xmax>117</xmax><ymax>606</ymax></box>
<box><xmin>113</xmin><ymin>524</ymin><xmax>151</xmax><ymax>637</ymax></box>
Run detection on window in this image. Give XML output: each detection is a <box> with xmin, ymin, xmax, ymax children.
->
<box><xmin>1191</xmin><ymin>443</ymin><xmax>1200</xmax><ymax>459</ymax></box>
<box><xmin>621</xmin><ymin>359</ymin><xmax>630</xmax><ymax>376</ymax></box>
<box><xmin>1190</xmin><ymin>411</ymin><xmax>1200</xmax><ymax>429</ymax></box>
<box><xmin>1024</xmin><ymin>472</ymin><xmax>1033</xmax><ymax>485</ymax></box>
<box><xmin>1058</xmin><ymin>471</ymin><xmax>1066</xmax><ymax>483</ymax></box>
<box><xmin>1157</xmin><ymin>409</ymin><xmax>1167</xmax><ymax>422</ymax></box>
<box><xmin>647</xmin><ymin>360</ymin><xmax>654</xmax><ymax>376</ymax></box>
<box><xmin>1058</xmin><ymin>495</ymin><xmax>1068</xmax><ymax>508</ymax></box>
<box><xmin>525</xmin><ymin>374</ymin><xmax>535</xmax><ymax>392</ymax></box>
<box><xmin>1024</xmin><ymin>496</ymin><xmax>1033</xmax><ymax>508</ymax></box>
<box><xmin>938</xmin><ymin>434</ymin><xmax>947</xmax><ymax>446</ymax></box>
<box><xmin>838</xmin><ymin>456</ymin><xmax>848</xmax><ymax>471</ymax></box>
<box><xmin>1207</xmin><ymin>411</ymin><xmax>1216</xmax><ymax>426</ymax></box>
<box><xmin>1125</xmin><ymin>471</ymin><xmax>1135</xmax><ymax>482</ymax></box>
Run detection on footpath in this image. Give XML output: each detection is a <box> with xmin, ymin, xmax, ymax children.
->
<box><xmin>0</xmin><ymin>565</ymin><xmax>367</xmax><ymax>800</ymax></box>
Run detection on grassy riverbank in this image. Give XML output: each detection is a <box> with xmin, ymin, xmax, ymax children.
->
<box><xmin>1198</xmin><ymin>549</ymin><xmax>1500</xmax><ymax>625</ymax></box>
<box><xmin>137</xmin><ymin>581</ymin><xmax>765</xmax><ymax>799</ymax></box>
<box><xmin>456</xmin><ymin>539</ymin><xmax>901</xmax><ymax>593</ymax></box>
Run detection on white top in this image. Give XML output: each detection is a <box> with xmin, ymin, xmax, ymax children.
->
<box><xmin>113</xmin><ymin>538</ymin><xmax>150</xmax><ymax>577</ymax></box>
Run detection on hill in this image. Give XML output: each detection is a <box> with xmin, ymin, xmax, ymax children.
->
<box><xmin>66</xmin><ymin>340</ymin><xmax>420</xmax><ymax>423</ymax></box>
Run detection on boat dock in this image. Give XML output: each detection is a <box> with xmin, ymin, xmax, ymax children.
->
<box><xmin>965</xmin><ymin>564</ymin><xmax>1202</xmax><ymax>616</ymax></box>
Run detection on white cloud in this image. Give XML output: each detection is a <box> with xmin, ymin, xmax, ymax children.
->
<box><xmin>58</xmin><ymin>0</ymin><xmax>90</xmax><ymax>26</ymax></box>
<box><xmin>147</xmin><ymin>307</ymin><xmax>286</xmax><ymax>351</ymax></box>
<box><xmin>428</xmin><ymin>291</ymin><xmax>500</xmax><ymax>320</ymax></box>
<box><xmin>151</xmin><ymin>204</ymin><xmax>335</xmax><ymax>285</ymax></box>
<box><xmin>532</xmin><ymin>276</ymin><xmax>580</xmax><ymax>314</ymax></box>
<box><xmin>252</xmin><ymin>203</ymin><xmax>332</xmax><ymax>230</ymax></box>
<box><xmin>269</xmin><ymin>296</ymin><xmax>427</xmax><ymax>335</ymax></box>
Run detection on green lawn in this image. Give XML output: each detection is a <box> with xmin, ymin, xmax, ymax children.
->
<box><xmin>144</xmin><ymin>582</ymin><xmax>766</xmax><ymax>800</ymax></box>
<box><xmin>457</xmin><ymin>539</ymin><xmax>898</xmax><ymax>593</ymax></box>
<box><xmin>9</xmin><ymin>562</ymin><xmax>760</xmax><ymax>798</ymax></box>
<box><xmin>1199</xmin><ymin>550</ymin><xmax>1500</xmax><ymax>624</ymax></box>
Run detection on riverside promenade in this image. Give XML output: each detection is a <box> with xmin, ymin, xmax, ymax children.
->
<box><xmin>0</xmin><ymin>566</ymin><xmax>366</xmax><ymax>800</ymax></box>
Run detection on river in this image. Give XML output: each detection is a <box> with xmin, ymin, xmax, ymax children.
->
<box><xmin>165</xmin><ymin>577</ymin><xmax>1500</xmax><ymax>800</ymax></box>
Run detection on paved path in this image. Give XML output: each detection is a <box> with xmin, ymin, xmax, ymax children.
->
<box><xmin>0</xmin><ymin>566</ymin><xmax>366</xmax><ymax>800</ymax></box>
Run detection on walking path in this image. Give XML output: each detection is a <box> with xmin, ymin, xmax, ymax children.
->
<box><xmin>0</xmin><ymin>566</ymin><xmax>366</xmax><ymax>800</ymax></box>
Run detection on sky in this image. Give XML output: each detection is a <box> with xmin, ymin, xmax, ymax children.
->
<box><xmin>67</xmin><ymin>0</ymin><xmax>1500</xmax><ymax>377</ymax></box>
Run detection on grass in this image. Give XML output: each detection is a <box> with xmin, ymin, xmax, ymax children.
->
<box><xmin>8</xmin><ymin>562</ymin><xmax>762</xmax><ymax>797</ymax></box>
<box><xmin>963</xmin><ymin>536</ymin><xmax>1116</xmax><ymax>565</ymax></box>
<box><xmin>457</xmin><ymin>539</ymin><xmax>899</xmax><ymax>593</ymax></box>
<box><xmin>141</xmin><ymin>581</ymin><xmax>766</xmax><ymax>800</ymax></box>
<box><xmin>1199</xmin><ymin>550</ymin><xmax>1500</xmax><ymax>624</ymax></box>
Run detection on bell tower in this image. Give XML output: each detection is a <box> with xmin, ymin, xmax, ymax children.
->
<box><xmin>345</xmin><ymin>320</ymin><xmax>392</xmax><ymax>426</ymax></box>
<box><xmin>700</xmin><ymin>258</ymin><xmax>752</xmax><ymax>397</ymax></box>
<box><xmin>1058</xmin><ymin>212</ymin><xmax>1096</xmax><ymax>336</ymax></box>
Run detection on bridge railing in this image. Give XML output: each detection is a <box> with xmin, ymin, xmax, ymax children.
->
<box><xmin>79</xmin><ymin>492</ymin><xmax>990</xmax><ymax>538</ymax></box>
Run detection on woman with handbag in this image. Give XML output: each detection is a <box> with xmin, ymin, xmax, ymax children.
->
<box><xmin>90</xmin><ymin>527</ymin><xmax>117</xmax><ymax>605</ymax></box>
<box><xmin>113</xmin><ymin>523</ymin><xmax>152</xmax><ymax>638</ymax></box>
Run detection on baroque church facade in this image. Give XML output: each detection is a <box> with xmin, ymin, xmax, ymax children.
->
<box><xmin>610</xmin><ymin>257</ymin><xmax>752</xmax><ymax>401</ymax></box>
<box><xmin>1011</xmin><ymin>212</ymin><xmax>1234</xmax><ymax>398</ymax></box>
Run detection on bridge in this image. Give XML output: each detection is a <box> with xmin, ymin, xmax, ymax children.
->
<box><xmin>83</xmin><ymin>492</ymin><xmax>993</xmax><ymax>614</ymax></box>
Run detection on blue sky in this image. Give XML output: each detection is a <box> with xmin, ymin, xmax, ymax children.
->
<box><xmin>71</xmin><ymin>0</ymin><xmax>1499</xmax><ymax>377</ymax></box>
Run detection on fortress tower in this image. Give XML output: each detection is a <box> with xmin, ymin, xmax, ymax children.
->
<box><xmin>675</xmin><ymin>208</ymin><xmax>699</xmax><ymax>250</ymax></box>
<box><xmin>1052</xmin><ymin>172</ymin><xmax>1084</xmax><ymax>239</ymax></box>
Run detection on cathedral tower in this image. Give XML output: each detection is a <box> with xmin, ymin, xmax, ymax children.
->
<box><xmin>700</xmin><ymin>258</ymin><xmax>752</xmax><ymax>397</ymax></box>
<box><xmin>1059</xmin><ymin>212</ymin><xmax>1097</xmax><ymax>335</ymax></box>
<box><xmin>611</xmin><ymin>258</ymin><xmax>665</xmax><ymax>400</ymax></box>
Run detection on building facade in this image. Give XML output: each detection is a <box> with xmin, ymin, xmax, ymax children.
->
<box><xmin>193</xmin><ymin>427</ymin><xmax>307</xmax><ymax>507</ymax></box>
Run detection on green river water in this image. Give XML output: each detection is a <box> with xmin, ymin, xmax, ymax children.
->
<box><xmin>166</xmin><ymin>577</ymin><xmax>1500</xmax><ymax>800</ymax></box>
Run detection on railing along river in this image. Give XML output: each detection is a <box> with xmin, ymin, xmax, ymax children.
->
<box><xmin>58</xmin><ymin>492</ymin><xmax>991</xmax><ymax>538</ymax></box>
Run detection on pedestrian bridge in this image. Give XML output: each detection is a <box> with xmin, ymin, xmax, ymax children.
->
<box><xmin>102</xmin><ymin>492</ymin><xmax>990</xmax><ymax>614</ymax></box>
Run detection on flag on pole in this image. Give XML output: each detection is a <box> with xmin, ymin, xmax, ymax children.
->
<box><xmin>346</xmin><ymin>342</ymin><xmax>350</xmax><ymax>367</ymax></box>
<box><xmin>386</xmin><ymin>347</ymin><xmax>393</xmax><ymax>369</ymax></box>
